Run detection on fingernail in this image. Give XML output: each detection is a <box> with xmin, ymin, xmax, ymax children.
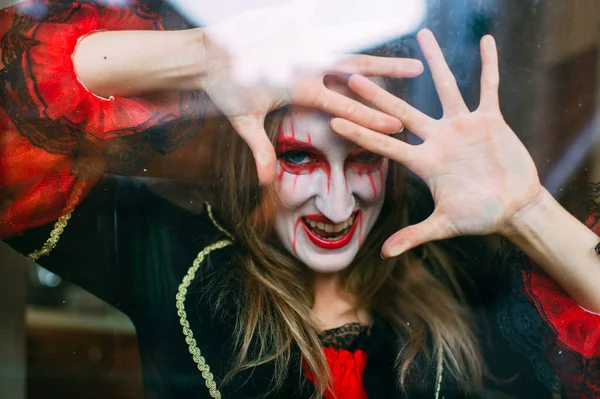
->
<box><xmin>380</xmin><ymin>252</ymin><xmax>387</xmax><ymax>259</ymax></box>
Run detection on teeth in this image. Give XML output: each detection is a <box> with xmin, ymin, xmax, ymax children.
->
<box><xmin>303</xmin><ymin>214</ymin><xmax>357</xmax><ymax>235</ymax></box>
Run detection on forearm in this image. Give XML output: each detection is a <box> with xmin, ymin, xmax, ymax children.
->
<box><xmin>505</xmin><ymin>188</ymin><xmax>600</xmax><ymax>312</ymax></box>
<box><xmin>73</xmin><ymin>28</ymin><xmax>206</xmax><ymax>98</ymax></box>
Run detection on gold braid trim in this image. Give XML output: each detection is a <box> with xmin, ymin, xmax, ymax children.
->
<box><xmin>205</xmin><ymin>202</ymin><xmax>234</xmax><ymax>240</ymax></box>
<box><xmin>25</xmin><ymin>187</ymin><xmax>239</xmax><ymax>398</ymax></box>
<box><xmin>176</xmin><ymin>239</ymin><xmax>233</xmax><ymax>399</ymax></box>
<box><xmin>176</xmin><ymin>203</ymin><xmax>234</xmax><ymax>398</ymax></box>
<box><xmin>552</xmin><ymin>375</ymin><xmax>563</xmax><ymax>399</ymax></box>
<box><xmin>27</xmin><ymin>180</ymin><xmax>86</xmax><ymax>261</ymax></box>
<box><xmin>434</xmin><ymin>344</ymin><xmax>444</xmax><ymax>399</ymax></box>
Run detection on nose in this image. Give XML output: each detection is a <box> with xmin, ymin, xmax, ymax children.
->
<box><xmin>315</xmin><ymin>165</ymin><xmax>355</xmax><ymax>223</ymax></box>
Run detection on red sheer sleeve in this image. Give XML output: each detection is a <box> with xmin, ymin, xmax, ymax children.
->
<box><xmin>523</xmin><ymin>205</ymin><xmax>600</xmax><ymax>358</ymax></box>
<box><xmin>524</xmin><ymin>269</ymin><xmax>600</xmax><ymax>359</ymax></box>
<box><xmin>519</xmin><ymin>204</ymin><xmax>600</xmax><ymax>398</ymax></box>
<box><xmin>0</xmin><ymin>0</ymin><xmax>207</xmax><ymax>238</ymax></box>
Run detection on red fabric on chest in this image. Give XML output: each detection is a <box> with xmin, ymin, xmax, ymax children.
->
<box><xmin>304</xmin><ymin>347</ymin><xmax>368</xmax><ymax>399</ymax></box>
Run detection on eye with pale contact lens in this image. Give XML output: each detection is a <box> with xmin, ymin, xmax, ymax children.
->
<box><xmin>348</xmin><ymin>151</ymin><xmax>382</xmax><ymax>164</ymax></box>
<box><xmin>277</xmin><ymin>150</ymin><xmax>325</xmax><ymax>176</ymax></box>
<box><xmin>280</xmin><ymin>151</ymin><xmax>314</xmax><ymax>165</ymax></box>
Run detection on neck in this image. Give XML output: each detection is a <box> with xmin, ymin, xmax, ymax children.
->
<box><xmin>311</xmin><ymin>271</ymin><xmax>371</xmax><ymax>330</ymax></box>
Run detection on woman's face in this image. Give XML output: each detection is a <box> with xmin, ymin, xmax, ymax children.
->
<box><xmin>274</xmin><ymin>106</ymin><xmax>388</xmax><ymax>273</ymax></box>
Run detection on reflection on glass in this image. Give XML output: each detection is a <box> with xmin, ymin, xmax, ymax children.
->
<box><xmin>0</xmin><ymin>1</ymin><xmax>599</xmax><ymax>399</ymax></box>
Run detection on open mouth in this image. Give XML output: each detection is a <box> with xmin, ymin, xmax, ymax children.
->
<box><xmin>301</xmin><ymin>211</ymin><xmax>360</xmax><ymax>250</ymax></box>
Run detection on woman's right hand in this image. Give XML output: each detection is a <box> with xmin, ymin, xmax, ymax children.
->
<box><xmin>200</xmin><ymin>33</ymin><xmax>424</xmax><ymax>185</ymax></box>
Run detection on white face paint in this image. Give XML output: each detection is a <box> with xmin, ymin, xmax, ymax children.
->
<box><xmin>274</xmin><ymin>107</ymin><xmax>388</xmax><ymax>274</ymax></box>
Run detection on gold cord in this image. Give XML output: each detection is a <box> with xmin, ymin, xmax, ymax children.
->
<box><xmin>205</xmin><ymin>202</ymin><xmax>234</xmax><ymax>240</ymax></box>
<box><xmin>552</xmin><ymin>375</ymin><xmax>563</xmax><ymax>399</ymax></box>
<box><xmin>176</xmin><ymin>239</ymin><xmax>233</xmax><ymax>399</ymax></box>
<box><xmin>27</xmin><ymin>180</ymin><xmax>86</xmax><ymax>261</ymax></box>
<box><xmin>176</xmin><ymin>203</ymin><xmax>234</xmax><ymax>398</ymax></box>
<box><xmin>434</xmin><ymin>344</ymin><xmax>444</xmax><ymax>399</ymax></box>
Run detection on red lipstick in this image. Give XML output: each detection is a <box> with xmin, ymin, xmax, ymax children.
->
<box><xmin>300</xmin><ymin>211</ymin><xmax>360</xmax><ymax>250</ymax></box>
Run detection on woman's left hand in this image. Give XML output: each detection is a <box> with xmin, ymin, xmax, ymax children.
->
<box><xmin>330</xmin><ymin>29</ymin><xmax>544</xmax><ymax>257</ymax></box>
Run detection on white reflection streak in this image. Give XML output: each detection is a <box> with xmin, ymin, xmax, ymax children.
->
<box><xmin>169</xmin><ymin>0</ymin><xmax>427</xmax><ymax>87</ymax></box>
<box><xmin>543</xmin><ymin>113</ymin><xmax>600</xmax><ymax>196</ymax></box>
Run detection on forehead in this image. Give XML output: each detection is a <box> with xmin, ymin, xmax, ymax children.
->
<box><xmin>279</xmin><ymin>107</ymin><xmax>352</xmax><ymax>153</ymax></box>
<box><xmin>277</xmin><ymin>76</ymin><xmax>386</xmax><ymax>153</ymax></box>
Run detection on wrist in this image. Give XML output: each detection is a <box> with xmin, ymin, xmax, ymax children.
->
<box><xmin>501</xmin><ymin>187</ymin><xmax>556</xmax><ymax>239</ymax></box>
<box><xmin>196</xmin><ymin>31</ymin><xmax>231</xmax><ymax>92</ymax></box>
<box><xmin>175</xmin><ymin>28</ymin><xmax>208</xmax><ymax>91</ymax></box>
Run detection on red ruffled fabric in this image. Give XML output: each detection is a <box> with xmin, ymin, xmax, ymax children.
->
<box><xmin>524</xmin><ymin>269</ymin><xmax>600</xmax><ymax>359</ymax></box>
<box><xmin>0</xmin><ymin>0</ymin><xmax>204</xmax><ymax>238</ymax></box>
<box><xmin>522</xmin><ymin>208</ymin><xmax>600</xmax><ymax>359</ymax></box>
<box><xmin>304</xmin><ymin>348</ymin><xmax>368</xmax><ymax>399</ymax></box>
<box><xmin>521</xmin><ymin>209</ymin><xmax>600</xmax><ymax>398</ymax></box>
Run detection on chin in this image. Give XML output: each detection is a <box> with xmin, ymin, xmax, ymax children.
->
<box><xmin>274</xmin><ymin>210</ymin><xmax>370</xmax><ymax>273</ymax></box>
<box><xmin>298</xmin><ymin>251</ymin><xmax>357</xmax><ymax>274</ymax></box>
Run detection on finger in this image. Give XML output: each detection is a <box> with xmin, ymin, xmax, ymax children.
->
<box><xmin>479</xmin><ymin>35</ymin><xmax>500</xmax><ymax>112</ymax></box>
<box><xmin>348</xmin><ymin>74</ymin><xmax>435</xmax><ymax>139</ymax></box>
<box><xmin>417</xmin><ymin>29</ymin><xmax>468</xmax><ymax>116</ymax></box>
<box><xmin>381</xmin><ymin>214</ymin><xmax>450</xmax><ymax>258</ymax></box>
<box><xmin>331</xmin><ymin>54</ymin><xmax>424</xmax><ymax>78</ymax></box>
<box><xmin>228</xmin><ymin>115</ymin><xmax>277</xmax><ymax>186</ymax></box>
<box><xmin>329</xmin><ymin>118</ymin><xmax>415</xmax><ymax>167</ymax></box>
<box><xmin>316</xmin><ymin>88</ymin><xmax>403</xmax><ymax>134</ymax></box>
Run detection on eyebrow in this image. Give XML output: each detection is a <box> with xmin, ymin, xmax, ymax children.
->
<box><xmin>347</xmin><ymin>147</ymin><xmax>373</xmax><ymax>156</ymax></box>
<box><xmin>275</xmin><ymin>139</ymin><xmax>325</xmax><ymax>157</ymax></box>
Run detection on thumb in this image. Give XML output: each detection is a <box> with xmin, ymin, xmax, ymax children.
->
<box><xmin>229</xmin><ymin>114</ymin><xmax>277</xmax><ymax>186</ymax></box>
<box><xmin>381</xmin><ymin>214</ymin><xmax>451</xmax><ymax>258</ymax></box>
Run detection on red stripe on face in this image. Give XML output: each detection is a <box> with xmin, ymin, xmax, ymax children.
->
<box><xmin>277</xmin><ymin>123</ymin><xmax>330</xmax><ymax>186</ymax></box>
<box><xmin>345</xmin><ymin>149</ymin><xmax>384</xmax><ymax>197</ymax></box>
<box><xmin>368</xmin><ymin>174</ymin><xmax>377</xmax><ymax>198</ymax></box>
<box><xmin>276</xmin><ymin>140</ymin><xmax>332</xmax><ymax>186</ymax></box>
<box><xmin>345</xmin><ymin>156</ymin><xmax>384</xmax><ymax>176</ymax></box>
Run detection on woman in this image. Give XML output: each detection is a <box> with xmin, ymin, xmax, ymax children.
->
<box><xmin>2</xmin><ymin>3</ymin><xmax>599</xmax><ymax>399</ymax></box>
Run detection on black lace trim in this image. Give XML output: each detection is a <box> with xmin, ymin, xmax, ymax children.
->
<box><xmin>320</xmin><ymin>322</ymin><xmax>370</xmax><ymax>351</ymax></box>
<box><xmin>492</xmin><ymin>242</ymin><xmax>558</xmax><ymax>391</ymax></box>
<box><xmin>492</xmin><ymin>231</ymin><xmax>600</xmax><ymax>398</ymax></box>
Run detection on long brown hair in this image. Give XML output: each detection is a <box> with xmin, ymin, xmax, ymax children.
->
<box><xmin>206</xmin><ymin>108</ymin><xmax>484</xmax><ymax>397</ymax></box>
